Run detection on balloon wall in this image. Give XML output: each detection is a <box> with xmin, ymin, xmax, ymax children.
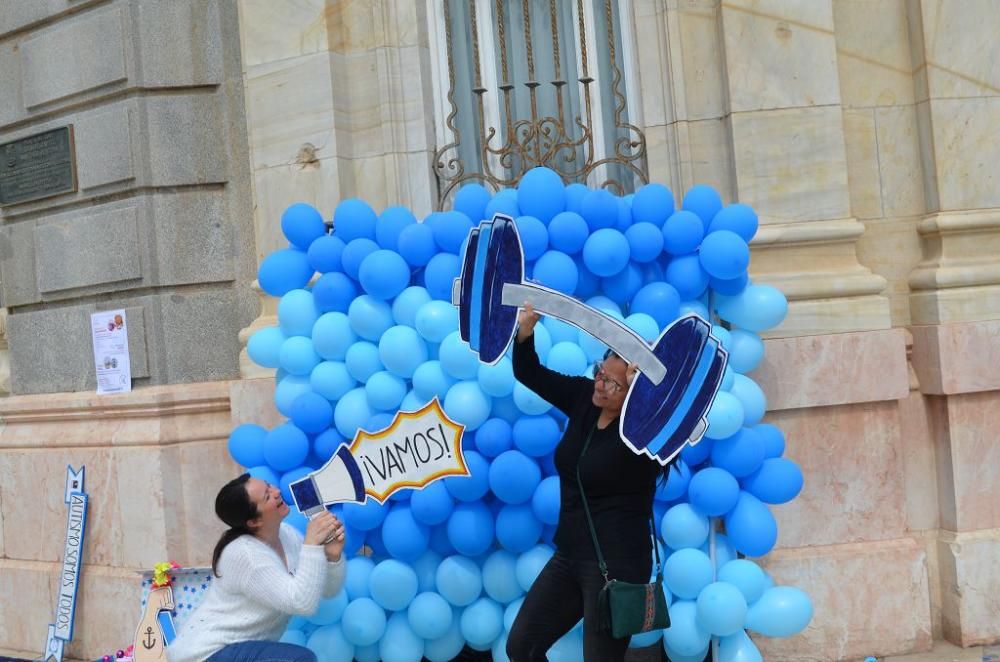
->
<box><xmin>229</xmin><ymin>170</ymin><xmax>812</xmax><ymax>661</ymax></box>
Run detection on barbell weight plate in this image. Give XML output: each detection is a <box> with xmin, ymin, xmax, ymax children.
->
<box><xmin>478</xmin><ymin>215</ymin><xmax>524</xmax><ymax>365</ymax></box>
<box><xmin>468</xmin><ymin>222</ymin><xmax>496</xmax><ymax>352</ymax></box>
<box><xmin>458</xmin><ymin>226</ymin><xmax>481</xmax><ymax>345</ymax></box>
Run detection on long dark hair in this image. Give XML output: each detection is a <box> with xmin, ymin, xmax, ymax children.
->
<box><xmin>211</xmin><ymin>473</ymin><xmax>258</xmax><ymax>577</ymax></box>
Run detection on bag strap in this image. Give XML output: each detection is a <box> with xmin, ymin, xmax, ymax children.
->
<box><xmin>576</xmin><ymin>425</ymin><xmax>663</xmax><ymax>584</ymax></box>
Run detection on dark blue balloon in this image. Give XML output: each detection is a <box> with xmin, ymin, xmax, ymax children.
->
<box><xmin>709</xmin><ymin>203</ymin><xmax>758</xmax><ymax>242</ymax></box>
<box><xmin>447</xmin><ymin>501</ymin><xmax>495</xmax><ymax>557</ymax></box>
<box><xmin>630</xmin><ymin>282</ymin><xmax>681</xmax><ymax>328</ymax></box>
<box><xmin>359</xmin><ymin>249</ymin><xmax>411</xmax><ymax>300</ymax></box>
<box><xmin>688</xmin><ymin>467</ymin><xmax>740</xmax><ymax>516</ymax></box>
<box><xmin>565</xmin><ymin>183</ymin><xmax>588</xmax><ymax>214</ymax></box>
<box><xmin>582</xmin><ymin>229</ymin><xmax>630</xmax><ymax>277</ymax></box>
<box><xmin>428</xmin><ymin>211</ymin><xmax>474</xmax><ymax>254</ymax></box>
<box><xmin>485</xmin><ymin>189</ymin><xmax>520</xmax><ymax>219</ymax></box>
<box><xmin>307</xmin><ymin>235</ymin><xmax>345</xmax><ymax>273</ymax></box>
<box><xmin>476</xmin><ymin>418</ymin><xmax>514</xmax><ymax>457</ymax></box>
<box><xmin>666</xmin><ymin>254</ymin><xmax>710</xmax><ymax>300</ymax></box>
<box><xmin>724</xmin><ymin>491</ymin><xmax>777</xmax><ymax>557</ymax></box>
<box><xmin>602</xmin><ymin>262</ymin><xmax>643</xmax><ymax>305</ymax></box>
<box><xmin>398</xmin><ymin>222</ymin><xmax>437</xmax><ymax>267</ymax></box>
<box><xmin>656</xmin><ymin>459</ymin><xmax>691</xmax><ymax>501</ymax></box>
<box><xmin>710</xmin><ymin>273</ymin><xmax>749</xmax><ymax>296</ymax></box>
<box><xmin>573</xmin><ymin>257</ymin><xmax>601</xmax><ymax>299</ymax></box>
<box><xmin>341</xmin><ymin>238</ymin><xmax>380</xmax><ymax>281</ymax></box>
<box><xmin>313</xmin><ymin>272</ymin><xmax>358</xmax><ymax>313</ymax></box>
<box><xmin>290</xmin><ymin>392</ymin><xmax>334</xmax><ymax>434</ymax></box>
<box><xmin>495</xmin><ymin>504</ymin><xmax>543</xmax><ymax>553</ymax></box>
<box><xmin>681</xmin><ymin>437</ymin><xmax>714</xmax><ymax>468</ymax></box>
<box><xmin>228</xmin><ymin>423</ymin><xmax>267</xmax><ymax>467</ymax></box>
<box><xmin>532</xmin><ymin>251</ymin><xmax>578</xmax><ymax>295</ymax></box>
<box><xmin>631</xmin><ymin>183</ymin><xmax>674</xmax><ymax>226</ymax></box>
<box><xmin>517</xmin><ymin>167</ymin><xmax>566</xmax><ymax>224</ymax></box>
<box><xmin>742</xmin><ymin>458</ymin><xmax>803</xmax><ymax>504</ymax></box>
<box><xmin>258</xmin><ymin>248</ymin><xmax>314</xmax><ymax>297</ymax></box>
<box><xmin>410</xmin><ymin>480</ymin><xmax>455</xmax><ymax>525</ymax></box>
<box><xmin>580</xmin><ymin>189</ymin><xmax>618</xmax><ymax>231</ymax></box>
<box><xmin>343</xmin><ymin>499</ymin><xmax>389</xmax><ymax>532</ymax></box>
<box><xmin>531</xmin><ymin>476</ymin><xmax>560</xmax><ymax>525</ymax></box>
<box><xmin>616</xmin><ymin>197</ymin><xmax>633</xmax><ymax>232</ymax></box>
<box><xmin>444</xmin><ymin>451</ymin><xmax>490</xmax><ymax>501</ymax></box>
<box><xmin>376</xmin><ymin>206</ymin><xmax>417</xmax><ymax>251</ymax></box>
<box><xmin>382</xmin><ymin>505</ymin><xmax>430</xmax><ymax>562</ymax></box>
<box><xmin>515</xmin><ymin>216</ymin><xmax>549</xmax><ymax>260</ymax></box>
<box><xmin>710</xmin><ymin>428</ymin><xmax>766</xmax><ymax>478</ymax></box>
<box><xmin>313</xmin><ymin>428</ymin><xmax>346</xmax><ymax>463</ymax></box>
<box><xmin>424</xmin><ymin>253</ymin><xmax>462</xmax><ymax>301</ymax></box>
<box><xmin>282</xmin><ymin>203</ymin><xmax>327</xmax><ymax>250</ymax></box>
<box><xmin>263</xmin><ymin>423</ymin><xmax>310</xmax><ymax>472</ymax></box>
<box><xmin>548</xmin><ymin>211</ymin><xmax>589</xmax><ymax>254</ymax></box>
<box><xmin>682</xmin><ymin>184</ymin><xmax>723</xmax><ymax>229</ymax></box>
<box><xmin>662</xmin><ymin>210</ymin><xmax>705</xmax><ymax>255</ymax></box>
<box><xmin>334</xmin><ymin>198</ymin><xmax>377</xmax><ymax>243</ymax></box>
<box><xmin>454</xmin><ymin>183</ymin><xmax>492</xmax><ymax>222</ymax></box>
<box><xmin>756</xmin><ymin>423</ymin><xmax>786</xmax><ymax>458</ymax></box>
<box><xmin>489</xmin><ymin>451</ymin><xmax>542</xmax><ymax>505</ymax></box>
<box><xmin>699</xmin><ymin>230</ymin><xmax>750</xmax><ymax>280</ymax></box>
<box><xmin>625</xmin><ymin>223</ymin><xmax>664</xmax><ymax>263</ymax></box>
<box><xmin>512</xmin><ymin>415</ymin><xmax>561</xmax><ymax>457</ymax></box>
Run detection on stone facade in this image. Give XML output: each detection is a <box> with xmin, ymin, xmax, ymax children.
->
<box><xmin>1</xmin><ymin>0</ymin><xmax>998</xmax><ymax>660</ymax></box>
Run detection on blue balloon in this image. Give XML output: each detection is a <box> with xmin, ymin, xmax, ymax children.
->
<box><xmin>515</xmin><ymin>544</ymin><xmax>554</xmax><ymax>591</ymax></box>
<box><xmin>439</xmin><ymin>331</ymin><xmax>480</xmax><ymax>379</ymax></box>
<box><xmin>631</xmin><ymin>282</ymin><xmax>681</xmax><ymax>328</ymax></box>
<box><xmin>345</xmin><ymin>341</ymin><xmax>384</xmax><ymax>383</ymax></box>
<box><xmin>705</xmin><ymin>392</ymin><xmax>745</xmax><ymax>440</ymax></box>
<box><xmin>307</xmin><ymin>234</ymin><xmax>345</xmax><ymax>274</ymax></box>
<box><xmin>410</xmin><ymin>480</ymin><xmax>454</xmax><ymax>525</ymax></box>
<box><xmin>489</xmin><ymin>451</ymin><xmax>542</xmax><ymax>504</ymax></box>
<box><xmin>411</xmin><ymin>549</ymin><xmax>442</xmax><ymax>592</ymax></box>
<box><xmin>313</xmin><ymin>272</ymin><xmax>358</xmax><ymax>314</ymax></box>
<box><xmin>428</xmin><ymin>522</ymin><xmax>456</xmax><ymax>557</ymax></box>
<box><xmin>411</xmin><ymin>360</ymin><xmax>456</xmax><ymax>402</ymax></box>
<box><xmin>580</xmin><ymin>188</ymin><xmax>618</xmax><ymax>231</ymax></box>
<box><xmin>407</xmin><ymin>592</ymin><xmax>453</xmax><ymax>640</ymax></box>
<box><xmin>532</xmin><ymin>250</ymin><xmax>579</xmax><ymax>295</ymax></box>
<box><xmin>364</xmin><ymin>370</ymin><xmax>406</xmax><ymax>410</ymax></box>
<box><xmin>398</xmin><ymin>222</ymin><xmax>437</xmax><ymax>267</ymax></box>
<box><xmin>427</xmin><ymin>210</ymin><xmax>474</xmax><ymax>254</ymax></box>
<box><xmin>564</xmin><ymin>183</ymin><xmax>588</xmax><ymax>213</ymax></box>
<box><xmin>378</xmin><ymin>325</ymin><xmax>428</xmax><ymax>378</ymax></box>
<box><xmin>345</xmin><ymin>557</ymin><xmax>375</xmax><ymax>600</ymax></box>
<box><xmin>484</xmin><ymin>189</ymin><xmax>520</xmax><ymax>220</ymax></box>
<box><xmin>661</xmin><ymin>210</ymin><xmax>705</xmax><ymax>255</ymax></box>
<box><xmin>354</xmin><ymin>644</ymin><xmax>380</xmax><ymax>662</ymax></box>
<box><xmin>482</xmin><ymin>550</ymin><xmax>523</xmax><ymax>604</ymax></box>
<box><xmin>279</xmin><ymin>336</ymin><xmax>320</xmax><ymax>376</ymax></box>
<box><xmin>278</xmin><ymin>290</ymin><xmax>320</xmax><ymax>338</ymax></box>
<box><xmin>258</xmin><ymin>248</ymin><xmax>314</xmax><ymax>298</ymax></box>
<box><xmin>717</xmin><ymin>559</ymin><xmax>767</xmax><ymax>605</ymax></box>
<box><xmin>679</xmin><ymin>299</ymin><xmax>710</xmax><ymax>320</ymax></box>
<box><xmin>743</xmin><ymin>458</ymin><xmax>803</xmax><ymax>504</ymax></box>
<box><xmin>347</xmin><ymin>295</ymin><xmax>394</xmax><ymax>341</ymax></box>
<box><xmin>625</xmin><ymin>312</ymin><xmax>660</xmax><ymax>343</ymax></box>
<box><xmin>391</xmin><ymin>286</ymin><xmax>432</xmax><ymax>327</ymax></box>
<box><xmin>263</xmin><ymin>423</ymin><xmax>310</xmax><ymax>472</ymax></box>
<box><xmin>340</xmin><ymin>598</ymin><xmax>386</xmax><ymax>647</ymax></box>
<box><xmin>281</xmin><ymin>203</ymin><xmax>326</xmax><ymax>250</ymax></box>
<box><xmin>247</xmin><ymin>327</ymin><xmax>286</xmax><ymax>369</ymax></box>
<box><xmin>313</xmin><ymin>427</ymin><xmax>346</xmax><ymax>463</ymax></box>
<box><xmin>423</xmin><ymin>613</ymin><xmax>465</xmax><ymax>662</ymax></box>
<box><xmin>573</xmin><ymin>257</ymin><xmax>600</xmax><ymax>298</ymax></box>
<box><xmin>341</xmin><ymin>238</ymin><xmax>380</xmax><ymax>281</ymax></box>
<box><xmin>547</xmin><ymin>211</ymin><xmax>589</xmax><ymax>254</ymax></box>
<box><xmin>664</xmin><ymin>549</ymin><xmax>714</xmax><ymax>600</ymax></box>
<box><xmin>334</xmin><ymin>198</ymin><xmax>378</xmax><ymax>243</ymax></box>
<box><xmin>359</xmin><ymin>249</ymin><xmax>411</xmax><ymax>300</ymax></box>
<box><xmin>517</xmin><ymin>167</ymin><xmax>566</xmax><ymax>224</ymax></box>
<box><xmin>414</xmin><ymin>300</ymin><xmax>458</xmax><ymax>343</ymax></box>
<box><xmin>311</xmin><ymin>360</ymin><xmax>355</xmax><ymax>401</ymax></box>
<box><xmin>688</xmin><ymin>467</ymin><xmax>740</xmax><ymax>517</ymax></box>
<box><xmin>376</xmin><ymin>206</ymin><xmax>417</xmax><ymax>251</ymax></box>
<box><xmin>661</xmin><ymin>503</ymin><xmax>710</xmax><ymax>550</ymax></box>
<box><xmin>725</xmin><ymin>491</ymin><xmax>778</xmax><ymax>557</ymax></box>
<box><xmin>709</xmin><ymin>203</ymin><xmax>758</xmax><ymax>242</ymax></box>
<box><xmin>716</xmin><ymin>284</ymin><xmax>788</xmax><ymax>332</ymax></box>
<box><xmin>746</xmin><ymin>586</ymin><xmax>813</xmax><ymax>637</ymax></box>
<box><xmin>711</xmin><ymin>427</ymin><xmax>765</xmax><ymax>477</ymax></box>
<box><xmin>334</xmin><ymin>387</ymin><xmax>374</xmax><ymax>438</ymax></box>
<box><xmin>582</xmin><ymin>229</ymin><xmax>630</xmax><ymax>277</ymax></box>
<box><xmin>274</xmin><ymin>375</ymin><xmax>312</xmax><ymax>417</ymax></box>
<box><xmin>248</xmin><ymin>465</ymin><xmax>280</xmax><ymax>487</ymax></box>
<box><xmin>730</xmin><ymin>374</ymin><xmax>766</xmax><ymax>426</ymax></box>
<box><xmin>460</xmin><ymin>597</ymin><xmax>504</xmax><ymax>648</ymax></box>
<box><xmin>663</xmin><ymin>600</ymin><xmax>711</xmax><ymax>657</ymax></box>
<box><xmin>699</xmin><ymin>230</ymin><xmax>750</xmax><ymax>280</ymax></box>
<box><xmin>447</xmin><ymin>501</ymin><xmax>495</xmax><ymax>556</ymax></box>
<box><xmin>512</xmin><ymin>415</ymin><xmax>561</xmax><ymax>457</ymax></box>
<box><xmin>727</xmin><ymin>329</ymin><xmax>764</xmax><ymax>373</ymax></box>
<box><xmin>343</xmin><ymin>499</ymin><xmax>388</xmax><ymax>532</ymax></box>
<box><xmin>436</xmin><ymin>555</ymin><xmax>483</xmax><ymax>607</ymax></box>
<box><xmin>290</xmin><ymin>392</ymin><xmax>334</xmax><ymax>434</ymax></box>
<box><xmin>544</xmin><ymin>342</ymin><xmax>588</xmax><ymax>377</ymax></box>
<box><xmin>475</xmin><ymin>418</ymin><xmax>513</xmax><ymax>457</ymax></box>
<box><xmin>656</xmin><ymin>459</ymin><xmax>691</xmax><ymax>501</ymax></box>
<box><xmin>424</xmin><ymin>253</ymin><xmax>462</xmax><ymax>301</ymax></box>
<box><xmin>666</xmin><ymin>254</ymin><xmax>710</xmax><ymax>300</ymax></box>
<box><xmin>696</xmin><ymin>581</ymin><xmax>748</xmax><ymax>636</ymax></box>
<box><xmin>682</xmin><ymin>184</ymin><xmax>723</xmax><ymax>228</ymax></box>
<box><xmin>490</xmin><ymin>393</ymin><xmax>523</xmax><ymax>425</ymax></box>
<box><xmin>756</xmin><ymin>423</ymin><xmax>785</xmax><ymax>458</ymax></box>
<box><xmin>512</xmin><ymin>381</ymin><xmax>553</xmax><ymax>416</ymax></box>
<box><xmin>602</xmin><ymin>262</ymin><xmax>643</xmax><ymax>305</ymax></box>
<box><xmin>625</xmin><ymin>222</ymin><xmax>665</xmax><ymax>263</ymax></box>
<box><xmin>308</xmin><ymin>591</ymin><xmax>349</xmax><ymax>625</ymax></box>
<box><xmin>710</xmin><ymin>272</ymin><xmax>749</xmax><ymax>296</ymax></box>
<box><xmin>444</xmin><ymin>381</ymin><xmax>492</xmax><ymax>431</ymax></box>
<box><xmin>306</xmin><ymin>623</ymin><xmax>354</xmax><ymax>661</ymax></box>
<box><xmin>496</xmin><ymin>503</ymin><xmax>543</xmax><ymax>553</ymax></box>
<box><xmin>228</xmin><ymin>424</ymin><xmax>267</xmax><ymax>467</ymax></box>
<box><xmin>515</xmin><ymin>215</ymin><xmax>549</xmax><ymax>260</ymax></box>
<box><xmin>370</xmin><ymin>558</ymin><xmax>419</xmax><ymax>611</ymax></box>
<box><xmin>454</xmin><ymin>183</ymin><xmax>492</xmax><ymax>223</ymax></box>
<box><xmin>444</xmin><ymin>451</ymin><xmax>490</xmax><ymax>501</ymax></box>
<box><xmin>281</xmin><ymin>630</ymin><xmax>307</xmax><ymax>646</ymax></box>
<box><xmin>382</xmin><ymin>506</ymin><xmax>430</xmax><ymax>562</ymax></box>
<box><xmin>631</xmin><ymin>183</ymin><xmax>674</xmax><ymax>226</ymax></box>
<box><xmin>718</xmin><ymin>630</ymin><xmax>763</xmax><ymax>662</ymax></box>
<box><xmin>478</xmin><ymin>357</ymin><xmax>515</xmax><ymax>397</ymax></box>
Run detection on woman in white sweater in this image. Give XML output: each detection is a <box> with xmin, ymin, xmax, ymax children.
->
<box><xmin>167</xmin><ymin>473</ymin><xmax>347</xmax><ymax>662</ymax></box>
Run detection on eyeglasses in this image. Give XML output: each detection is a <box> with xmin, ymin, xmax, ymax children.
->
<box><xmin>593</xmin><ymin>362</ymin><xmax>626</xmax><ymax>393</ymax></box>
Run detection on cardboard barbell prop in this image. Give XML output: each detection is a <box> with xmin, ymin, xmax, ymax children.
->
<box><xmin>452</xmin><ymin>214</ymin><xmax>728</xmax><ymax>465</ymax></box>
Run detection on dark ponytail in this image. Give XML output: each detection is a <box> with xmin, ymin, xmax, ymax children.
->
<box><xmin>211</xmin><ymin>473</ymin><xmax>258</xmax><ymax>577</ymax></box>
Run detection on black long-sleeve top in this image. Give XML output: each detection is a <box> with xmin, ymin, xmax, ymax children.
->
<box><xmin>512</xmin><ymin>333</ymin><xmax>660</xmax><ymax>565</ymax></box>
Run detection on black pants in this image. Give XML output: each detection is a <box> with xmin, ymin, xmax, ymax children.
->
<box><xmin>507</xmin><ymin>550</ymin><xmax>652</xmax><ymax>662</ymax></box>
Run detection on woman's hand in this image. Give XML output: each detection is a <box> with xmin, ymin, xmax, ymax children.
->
<box><xmin>322</xmin><ymin>514</ymin><xmax>346</xmax><ymax>562</ymax></box>
<box><xmin>303</xmin><ymin>511</ymin><xmax>338</xmax><ymax>547</ymax></box>
<box><xmin>516</xmin><ymin>302</ymin><xmax>540</xmax><ymax>342</ymax></box>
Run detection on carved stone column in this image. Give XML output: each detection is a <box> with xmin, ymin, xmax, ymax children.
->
<box><xmin>0</xmin><ymin>309</ymin><xmax>10</xmax><ymax>395</ymax></box>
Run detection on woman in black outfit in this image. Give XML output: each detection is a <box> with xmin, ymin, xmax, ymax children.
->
<box><xmin>506</xmin><ymin>303</ymin><xmax>663</xmax><ymax>662</ymax></box>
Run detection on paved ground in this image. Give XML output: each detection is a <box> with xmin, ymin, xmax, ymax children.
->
<box><xmin>886</xmin><ymin>641</ymin><xmax>993</xmax><ymax>661</ymax></box>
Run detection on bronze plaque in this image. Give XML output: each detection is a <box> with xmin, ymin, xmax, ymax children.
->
<box><xmin>0</xmin><ymin>126</ymin><xmax>78</xmax><ymax>206</ymax></box>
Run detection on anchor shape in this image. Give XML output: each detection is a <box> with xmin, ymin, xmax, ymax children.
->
<box><xmin>142</xmin><ymin>626</ymin><xmax>157</xmax><ymax>650</ymax></box>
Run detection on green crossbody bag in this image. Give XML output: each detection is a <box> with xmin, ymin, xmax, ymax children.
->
<box><xmin>576</xmin><ymin>427</ymin><xmax>670</xmax><ymax>639</ymax></box>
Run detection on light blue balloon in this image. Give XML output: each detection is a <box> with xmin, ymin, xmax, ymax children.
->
<box><xmin>382</xmin><ymin>506</ymin><xmax>430</xmax><ymax>563</ymax></box>
<box><xmin>444</xmin><ymin>380</ymin><xmax>492</xmax><ymax>431</ymax></box>
<box><xmin>422</xmin><ymin>611</ymin><xmax>466</xmax><ymax>662</ymax></box>
<box><xmin>712</xmin><ymin>324</ymin><xmax>732</xmax><ymax>349</ymax></box>
<box><xmin>308</xmin><ymin>591</ymin><xmax>349</xmax><ymax>625</ymax></box>
<box><xmin>478</xmin><ymin>357</ymin><xmax>515</xmax><ymax>397</ymax></box>
<box><xmin>664</xmin><ymin>548</ymin><xmax>714</xmax><ymax>600</ymax></box>
<box><xmin>679</xmin><ymin>299</ymin><xmax>709</xmax><ymax>319</ymax></box>
<box><xmin>512</xmin><ymin>381</ymin><xmax>552</xmax><ymax>415</ymax></box>
<box><xmin>436</xmin><ymin>555</ymin><xmax>483</xmax><ymax>607</ymax></box>
<box><xmin>531</xmin><ymin>476</ymin><xmax>561</xmax><ymax>525</ymax></box>
<box><xmin>730</xmin><ymin>374</ymin><xmax>766</xmax><ymax>426</ymax></box>
<box><xmin>461</xmin><ymin>597</ymin><xmax>504</xmax><ymax>648</ymax></box>
<box><xmin>290</xmin><ymin>392</ymin><xmax>334</xmax><ymax>434</ymax></box>
<box><xmin>547</xmin><ymin>627</ymin><xmax>584</xmax><ymax>662</ymax></box>
<box><xmin>582</xmin><ymin>228</ymin><xmax>630</xmax><ymax>276</ymax></box>
<box><xmin>410</xmin><ymin>481</ymin><xmax>455</xmax><ymax>527</ymax></box>
<box><xmin>247</xmin><ymin>465</ymin><xmax>280</xmax><ymax>488</ymax></box>
<box><xmin>312</xmin><ymin>312</ymin><xmax>357</xmax><ymax>361</ymax></box>
<box><xmin>746</xmin><ymin>585</ymin><xmax>813</xmax><ymax>637</ymax></box>
<box><xmin>728</xmin><ymin>329</ymin><xmax>764</xmax><ymax>373</ymax></box>
<box><xmin>625</xmin><ymin>222</ymin><xmax>665</xmax><ymax>263</ymax></box>
<box><xmin>475</xmin><ymin>418</ymin><xmax>513</xmax><ymax>457</ymax></box>
<box><xmin>279</xmin><ymin>336</ymin><xmax>321</xmax><ymax>376</ymax></box>
<box><xmin>515</xmin><ymin>544</ymin><xmax>554</xmax><ymax>591</ymax></box>
<box><xmin>247</xmin><ymin>326</ymin><xmax>287</xmax><ymax>369</ymax></box>
<box><xmin>491</xmin><ymin>633</ymin><xmax>510</xmax><ymax>662</ymax></box>
<box><xmin>369</xmin><ymin>559</ymin><xmax>419</xmax><ymax>611</ymax></box>
<box><xmin>258</xmin><ymin>248</ymin><xmax>314</xmax><ymax>297</ymax></box>
<box><xmin>345</xmin><ymin>557</ymin><xmax>375</xmax><ymax>600</ymax></box>
<box><xmin>489</xmin><ymin>394</ymin><xmax>522</xmax><ymax>425</ymax></box>
<box><xmin>721</xmin><ymin>364</ymin><xmax>735</xmax><ymax>391</ymax></box>
<box><xmin>602</xmin><ymin>262</ymin><xmax>643</xmax><ymax>305</ymax></box>
<box><xmin>412</xmin><ymin>360</ymin><xmax>457</xmax><ymax>402</ymax></box>
<box><xmin>275</xmin><ymin>375</ymin><xmax>313</xmax><ymax>417</ymax></box>
<box><xmin>503</xmin><ymin>596</ymin><xmax>524</xmax><ymax>631</ymax></box>
<box><xmin>482</xmin><ymin>550</ymin><xmax>523</xmax><ymax>604</ymax></box>
<box><xmin>662</xmin><ymin>600</ymin><xmax>711</xmax><ymax>657</ymax></box>
<box><xmin>489</xmin><ymin>451</ymin><xmax>542</xmax><ymax>505</ymax></box>
<box><xmin>743</xmin><ymin>458</ymin><xmax>803</xmax><ymax>505</ymax></box>
<box><xmin>400</xmin><ymin>389</ymin><xmax>426</xmax><ymax>412</ymax></box>
<box><xmin>347</xmin><ymin>295</ymin><xmax>394</xmax><ymax>341</ymax></box>
<box><xmin>696</xmin><ymin>581</ymin><xmax>748</xmax><ymax>636</ymax></box>
<box><xmin>310</xmin><ymin>361</ymin><xmax>355</xmax><ymax>401</ymax></box>
<box><xmin>414</xmin><ymin>300</ymin><xmax>459</xmax><ymax>343</ymax></box>
<box><xmin>530</xmin><ymin>322</ymin><xmax>553</xmax><ymax>362</ymax></box>
<box><xmin>340</xmin><ymin>597</ymin><xmax>386</xmax><ymax>647</ymax></box>
<box><xmin>280</xmin><ymin>629</ymin><xmax>307</xmax><ymax>646</ymax></box>
<box><xmin>706</xmin><ymin>392</ymin><xmax>745</xmax><ymax>440</ymax></box>
<box><xmin>545</xmin><ymin>341</ymin><xmax>588</xmax><ymax>376</ymax></box>
<box><xmin>424</xmin><ymin>253</ymin><xmax>462</xmax><ymax>301</ymax></box>
<box><xmin>353</xmin><ymin>644</ymin><xmax>380</xmax><ymax>662</ymax></box>
<box><xmin>278</xmin><ymin>289</ymin><xmax>320</xmax><ymax>338</ymax></box>
<box><xmin>628</xmin><ymin>627</ymin><xmax>665</xmax><ymax>648</ymax></box>
<box><xmin>724</xmin><ymin>491</ymin><xmax>778</xmax><ymax>557</ymax></box>
<box><xmin>334</xmin><ymin>387</ymin><xmax>373</xmax><ymax>438</ymax></box>
<box><xmin>663</xmin><ymin>643</ymin><xmax>711</xmax><ymax>662</ymax></box>
<box><xmin>532</xmin><ymin>250</ymin><xmax>578</xmax><ymax>294</ymax></box>
<box><xmin>439</xmin><ymin>331</ymin><xmax>480</xmax><ymax>380</ymax></box>
<box><xmin>444</xmin><ymin>451</ymin><xmax>490</xmax><ymax>501</ymax></box>
<box><xmin>345</xmin><ymin>341</ymin><xmax>384</xmax><ymax>383</ymax></box>
<box><xmin>407</xmin><ymin>592</ymin><xmax>453</xmax><ymax>640</ymax></box>
<box><xmin>718</xmin><ymin>284</ymin><xmax>788</xmax><ymax>332</ymax></box>
<box><xmin>661</xmin><ymin>503</ymin><xmax>710</xmax><ymax>550</ymax></box>
<box><xmin>718</xmin><ymin>629</ymin><xmax>764</xmax><ymax>662</ymax></box>
<box><xmin>541</xmin><ymin>317</ymin><xmax>579</xmax><ymax>344</ymax></box>
<box><xmin>306</xmin><ymin>623</ymin><xmax>354</xmax><ymax>662</ymax></box>
<box><xmin>717</xmin><ymin>559</ymin><xmax>767</xmax><ymax>605</ymax></box>
<box><xmin>228</xmin><ymin>424</ymin><xmax>267</xmax><ymax>468</ymax></box>
<box><xmin>625</xmin><ymin>312</ymin><xmax>660</xmax><ymax>342</ymax></box>
<box><xmin>391</xmin><ymin>286</ymin><xmax>432</xmax><ymax>327</ymax></box>
<box><xmin>379</xmin><ymin>612</ymin><xmax>424</xmax><ymax>662</ymax></box>
<box><xmin>378</xmin><ymin>325</ymin><xmax>428</xmax><ymax>378</ymax></box>
<box><xmin>632</xmin><ymin>282</ymin><xmax>681</xmax><ymax>328</ymax></box>
<box><xmin>446</xmin><ymin>501</ymin><xmax>494</xmax><ymax>557</ymax></box>
<box><xmin>411</xmin><ymin>549</ymin><xmax>442</xmax><ymax>592</ymax></box>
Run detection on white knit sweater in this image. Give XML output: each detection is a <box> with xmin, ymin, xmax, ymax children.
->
<box><xmin>166</xmin><ymin>523</ymin><xmax>345</xmax><ymax>662</ymax></box>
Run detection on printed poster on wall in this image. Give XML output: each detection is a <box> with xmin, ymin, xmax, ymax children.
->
<box><xmin>90</xmin><ymin>309</ymin><xmax>132</xmax><ymax>395</ymax></box>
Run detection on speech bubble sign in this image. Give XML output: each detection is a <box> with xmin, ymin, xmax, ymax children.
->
<box><xmin>290</xmin><ymin>398</ymin><xmax>468</xmax><ymax>514</ymax></box>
